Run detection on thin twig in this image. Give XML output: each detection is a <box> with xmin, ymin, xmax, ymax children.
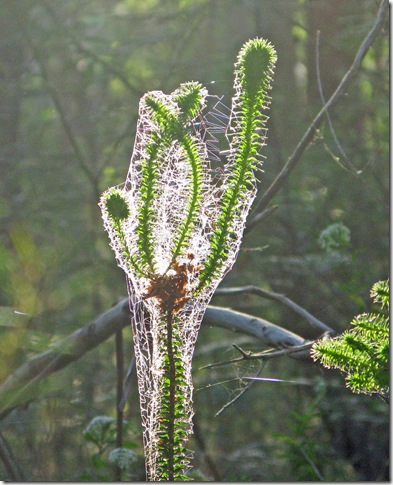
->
<box><xmin>28</xmin><ymin>39</ymin><xmax>98</xmax><ymax>189</ymax></box>
<box><xmin>115</xmin><ymin>328</ymin><xmax>124</xmax><ymax>481</ymax></box>
<box><xmin>298</xmin><ymin>444</ymin><xmax>325</xmax><ymax>481</ymax></box>
<box><xmin>202</xmin><ymin>341</ymin><xmax>315</xmax><ymax>370</ymax></box>
<box><xmin>243</xmin><ymin>341</ymin><xmax>315</xmax><ymax>359</ymax></box>
<box><xmin>214</xmin><ymin>285</ymin><xmax>333</xmax><ymax>335</ymax></box>
<box><xmin>119</xmin><ymin>354</ymin><xmax>135</xmax><ymax>412</ymax></box>
<box><xmin>215</xmin><ymin>361</ymin><xmax>266</xmax><ymax>417</ymax></box>
<box><xmin>244</xmin><ymin>205</ymin><xmax>278</xmax><ymax>233</ymax></box>
<box><xmin>0</xmin><ymin>431</ymin><xmax>25</xmax><ymax>481</ymax></box>
<box><xmin>243</xmin><ymin>377</ymin><xmax>313</xmax><ymax>386</ymax></box>
<box><xmin>248</xmin><ymin>0</ymin><xmax>388</xmax><ymax>222</ymax></box>
<box><xmin>315</xmin><ymin>31</ymin><xmax>357</xmax><ymax>175</ymax></box>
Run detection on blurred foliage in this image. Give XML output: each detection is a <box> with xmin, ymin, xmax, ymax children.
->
<box><xmin>318</xmin><ymin>222</ymin><xmax>351</xmax><ymax>254</ymax></box>
<box><xmin>77</xmin><ymin>415</ymin><xmax>143</xmax><ymax>481</ymax></box>
<box><xmin>0</xmin><ymin>0</ymin><xmax>389</xmax><ymax>481</ymax></box>
<box><xmin>272</xmin><ymin>383</ymin><xmax>357</xmax><ymax>481</ymax></box>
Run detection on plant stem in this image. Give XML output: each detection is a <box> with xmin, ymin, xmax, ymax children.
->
<box><xmin>115</xmin><ymin>328</ymin><xmax>124</xmax><ymax>481</ymax></box>
<box><xmin>165</xmin><ymin>309</ymin><xmax>176</xmax><ymax>481</ymax></box>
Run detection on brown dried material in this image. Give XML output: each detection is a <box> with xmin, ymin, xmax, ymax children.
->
<box><xmin>143</xmin><ymin>259</ymin><xmax>200</xmax><ymax>313</ymax></box>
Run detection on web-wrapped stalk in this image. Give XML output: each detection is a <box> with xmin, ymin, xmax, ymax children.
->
<box><xmin>100</xmin><ymin>38</ymin><xmax>276</xmax><ymax>481</ymax></box>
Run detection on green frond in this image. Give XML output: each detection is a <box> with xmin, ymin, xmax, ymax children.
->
<box><xmin>144</xmin><ymin>94</ymin><xmax>179</xmax><ymax>134</ymax></box>
<box><xmin>172</xmin><ymin>81</ymin><xmax>206</xmax><ymax>120</ymax></box>
<box><xmin>101</xmin><ymin>189</ymin><xmax>147</xmax><ymax>277</ymax></box>
<box><xmin>198</xmin><ymin>38</ymin><xmax>276</xmax><ymax>290</ymax></box>
<box><xmin>137</xmin><ymin>138</ymin><xmax>160</xmax><ymax>273</ymax></box>
<box><xmin>156</xmin><ymin>316</ymin><xmax>191</xmax><ymax>481</ymax></box>
<box><xmin>146</xmin><ymin>87</ymin><xmax>206</xmax><ymax>267</ymax></box>
<box><xmin>352</xmin><ymin>313</ymin><xmax>389</xmax><ymax>337</ymax></box>
<box><xmin>312</xmin><ymin>280</ymin><xmax>389</xmax><ymax>399</ymax></box>
<box><xmin>236</xmin><ymin>38</ymin><xmax>277</xmax><ymax>101</ymax></box>
<box><xmin>170</xmin><ymin>134</ymin><xmax>203</xmax><ymax>264</ymax></box>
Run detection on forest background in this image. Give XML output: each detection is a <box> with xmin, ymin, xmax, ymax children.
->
<box><xmin>0</xmin><ymin>0</ymin><xmax>389</xmax><ymax>481</ymax></box>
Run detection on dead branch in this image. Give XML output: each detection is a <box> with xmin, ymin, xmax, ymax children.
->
<box><xmin>248</xmin><ymin>0</ymin><xmax>388</xmax><ymax>224</ymax></box>
<box><xmin>0</xmin><ymin>299</ymin><xmax>131</xmax><ymax>419</ymax></box>
<box><xmin>204</xmin><ymin>305</ymin><xmax>306</xmax><ymax>348</ymax></box>
<box><xmin>0</xmin><ymin>299</ymin><xmax>311</xmax><ymax>419</ymax></box>
<box><xmin>202</xmin><ymin>340</ymin><xmax>315</xmax><ymax>370</ymax></box>
<box><xmin>214</xmin><ymin>286</ymin><xmax>334</xmax><ymax>335</ymax></box>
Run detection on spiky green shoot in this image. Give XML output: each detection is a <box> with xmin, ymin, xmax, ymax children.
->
<box><xmin>100</xmin><ymin>38</ymin><xmax>276</xmax><ymax>480</ymax></box>
<box><xmin>312</xmin><ymin>280</ymin><xmax>389</xmax><ymax>401</ymax></box>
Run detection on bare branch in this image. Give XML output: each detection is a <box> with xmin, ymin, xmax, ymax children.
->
<box><xmin>248</xmin><ymin>0</ymin><xmax>388</xmax><ymax>222</ymax></box>
<box><xmin>244</xmin><ymin>205</ymin><xmax>278</xmax><ymax>234</ymax></box>
<box><xmin>0</xmin><ymin>299</ymin><xmax>131</xmax><ymax>418</ymax></box>
<box><xmin>203</xmin><ymin>339</ymin><xmax>316</xmax><ymax>417</ymax></box>
<box><xmin>119</xmin><ymin>354</ymin><xmax>136</xmax><ymax>412</ymax></box>
<box><xmin>203</xmin><ymin>340</ymin><xmax>315</xmax><ymax>370</ymax></box>
<box><xmin>214</xmin><ymin>286</ymin><xmax>334</xmax><ymax>335</ymax></box>
<box><xmin>0</xmin><ymin>299</ymin><xmax>311</xmax><ymax>418</ymax></box>
<box><xmin>204</xmin><ymin>305</ymin><xmax>306</xmax><ymax>349</ymax></box>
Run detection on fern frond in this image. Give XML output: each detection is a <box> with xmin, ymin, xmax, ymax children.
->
<box><xmin>170</xmin><ymin>134</ymin><xmax>204</xmax><ymax>264</ymax></box>
<box><xmin>371</xmin><ymin>279</ymin><xmax>389</xmax><ymax>310</ymax></box>
<box><xmin>172</xmin><ymin>81</ymin><xmax>207</xmax><ymax>120</ymax></box>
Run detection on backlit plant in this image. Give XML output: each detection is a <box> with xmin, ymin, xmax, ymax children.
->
<box><xmin>312</xmin><ymin>280</ymin><xmax>389</xmax><ymax>402</ymax></box>
<box><xmin>100</xmin><ymin>38</ymin><xmax>276</xmax><ymax>480</ymax></box>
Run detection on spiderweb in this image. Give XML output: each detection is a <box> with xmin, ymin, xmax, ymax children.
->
<box><xmin>195</xmin><ymin>341</ymin><xmax>267</xmax><ymax>417</ymax></box>
<box><xmin>125</xmin><ymin>90</ymin><xmax>237</xmax><ymax>478</ymax></box>
<box><xmin>100</xmin><ymin>76</ymin><xmax>269</xmax><ymax>479</ymax></box>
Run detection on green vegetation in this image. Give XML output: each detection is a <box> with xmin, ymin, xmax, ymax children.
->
<box><xmin>0</xmin><ymin>0</ymin><xmax>388</xmax><ymax>481</ymax></box>
<box><xmin>197</xmin><ymin>39</ymin><xmax>276</xmax><ymax>290</ymax></box>
<box><xmin>79</xmin><ymin>416</ymin><xmax>141</xmax><ymax>481</ymax></box>
<box><xmin>100</xmin><ymin>38</ymin><xmax>276</xmax><ymax>480</ymax></box>
<box><xmin>312</xmin><ymin>280</ymin><xmax>389</xmax><ymax>401</ymax></box>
